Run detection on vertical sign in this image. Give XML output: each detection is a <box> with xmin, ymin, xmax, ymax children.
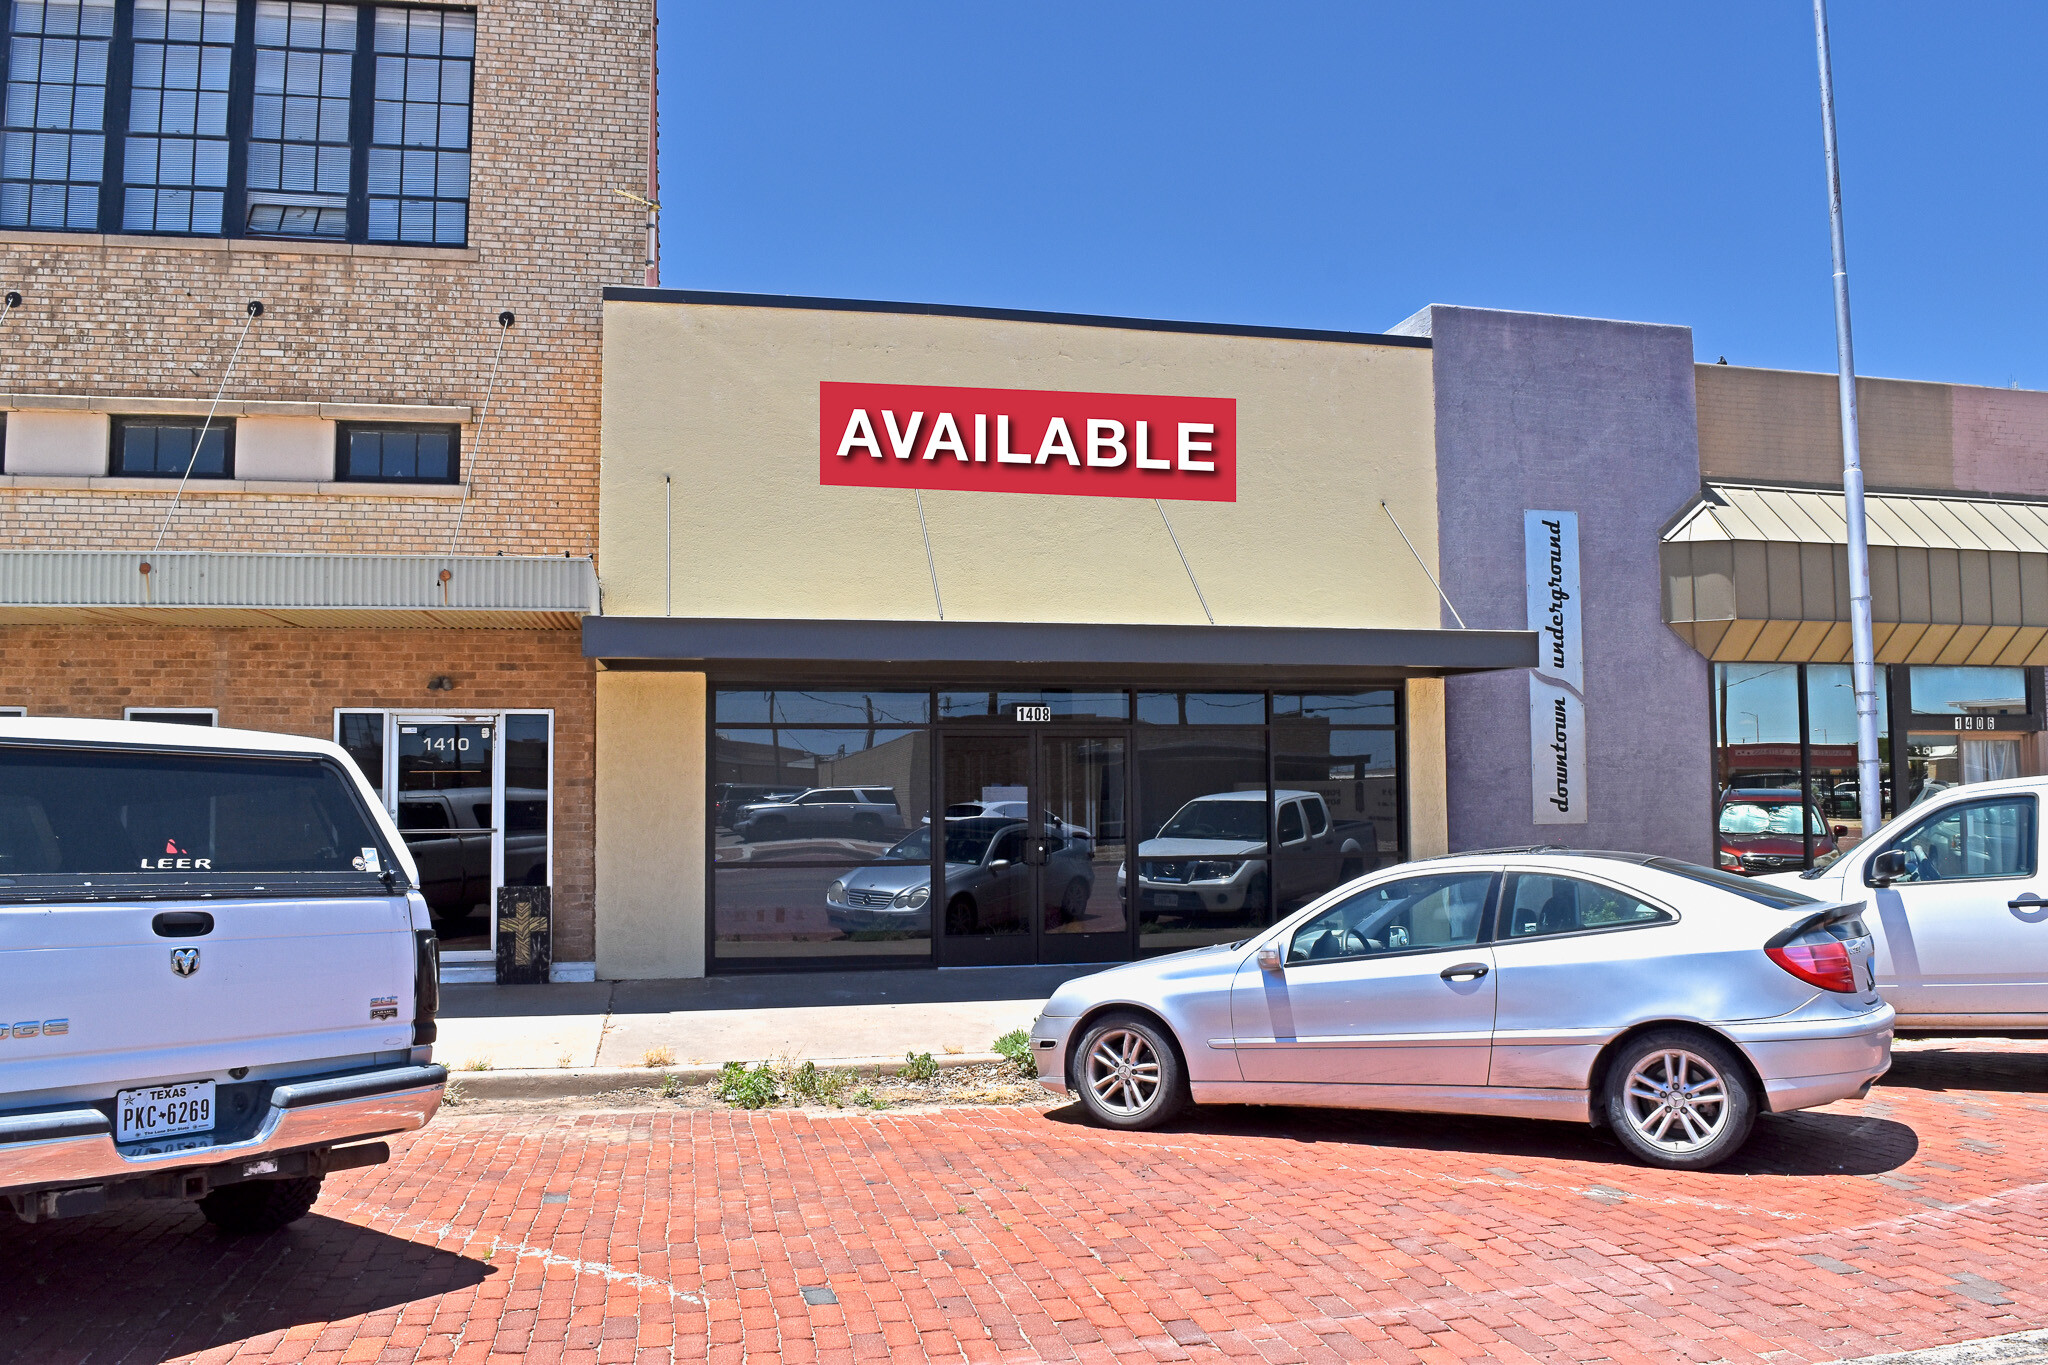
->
<box><xmin>1526</xmin><ymin>510</ymin><xmax>1586</xmax><ymax>825</ymax></box>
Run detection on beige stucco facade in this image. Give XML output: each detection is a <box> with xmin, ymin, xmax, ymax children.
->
<box><xmin>599</xmin><ymin>301</ymin><xmax>1442</xmax><ymax>628</ymax></box>
<box><xmin>592</xmin><ymin>297</ymin><xmax>1469</xmax><ymax>978</ymax></box>
<box><xmin>594</xmin><ymin>668</ymin><xmax>707</xmax><ymax>979</ymax></box>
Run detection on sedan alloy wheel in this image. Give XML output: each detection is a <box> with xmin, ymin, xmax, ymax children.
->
<box><xmin>1072</xmin><ymin>1014</ymin><xmax>1188</xmax><ymax>1131</ymax></box>
<box><xmin>1602</xmin><ymin>1028</ymin><xmax>1756</xmax><ymax>1170</ymax></box>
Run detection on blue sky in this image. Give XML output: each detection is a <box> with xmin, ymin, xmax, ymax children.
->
<box><xmin>656</xmin><ymin>3</ymin><xmax>2048</xmax><ymax>391</ymax></box>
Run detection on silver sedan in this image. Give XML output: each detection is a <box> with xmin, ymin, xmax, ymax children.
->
<box><xmin>1030</xmin><ymin>849</ymin><xmax>1894</xmax><ymax>1169</ymax></box>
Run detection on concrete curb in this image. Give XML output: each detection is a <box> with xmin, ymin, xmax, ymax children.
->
<box><xmin>1828</xmin><ymin>1332</ymin><xmax>2048</xmax><ymax>1365</ymax></box>
<box><xmin>447</xmin><ymin>1051</ymin><xmax>1008</xmax><ymax>1100</ymax></box>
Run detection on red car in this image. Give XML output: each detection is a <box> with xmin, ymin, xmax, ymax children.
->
<box><xmin>1716</xmin><ymin>789</ymin><xmax>1842</xmax><ymax>875</ymax></box>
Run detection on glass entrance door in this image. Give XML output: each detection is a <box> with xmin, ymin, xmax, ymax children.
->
<box><xmin>396</xmin><ymin>717</ymin><xmax>497</xmax><ymax>954</ymax></box>
<box><xmin>938</xmin><ymin>729</ymin><xmax>1128</xmax><ymax>966</ymax></box>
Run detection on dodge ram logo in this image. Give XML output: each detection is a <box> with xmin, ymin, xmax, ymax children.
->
<box><xmin>170</xmin><ymin>948</ymin><xmax>200</xmax><ymax>978</ymax></box>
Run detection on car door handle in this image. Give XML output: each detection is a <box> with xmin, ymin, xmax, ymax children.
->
<box><xmin>152</xmin><ymin>911</ymin><xmax>214</xmax><ymax>938</ymax></box>
<box><xmin>2010</xmin><ymin>894</ymin><xmax>2047</xmax><ymax>910</ymax></box>
<box><xmin>1440</xmin><ymin>962</ymin><xmax>1489</xmax><ymax>981</ymax></box>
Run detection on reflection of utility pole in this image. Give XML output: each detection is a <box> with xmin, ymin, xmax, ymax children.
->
<box><xmin>1741</xmin><ymin>711</ymin><xmax>1761</xmax><ymax>744</ymax></box>
<box><xmin>1717</xmin><ymin>668</ymin><xmax>1731</xmax><ymax>786</ymax></box>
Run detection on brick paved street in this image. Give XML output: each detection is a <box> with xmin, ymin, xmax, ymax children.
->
<box><xmin>7</xmin><ymin>1039</ymin><xmax>2048</xmax><ymax>1365</ymax></box>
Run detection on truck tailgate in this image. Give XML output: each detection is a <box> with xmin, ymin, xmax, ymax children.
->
<box><xmin>1</xmin><ymin>895</ymin><xmax>418</xmax><ymax>1099</ymax></box>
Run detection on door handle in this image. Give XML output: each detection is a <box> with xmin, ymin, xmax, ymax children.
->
<box><xmin>2010</xmin><ymin>894</ymin><xmax>2047</xmax><ymax>910</ymax></box>
<box><xmin>152</xmin><ymin>911</ymin><xmax>214</xmax><ymax>938</ymax></box>
<box><xmin>1440</xmin><ymin>962</ymin><xmax>1489</xmax><ymax>981</ymax></box>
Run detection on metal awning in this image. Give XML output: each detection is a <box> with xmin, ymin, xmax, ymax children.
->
<box><xmin>1662</xmin><ymin>482</ymin><xmax>2048</xmax><ymax>664</ymax></box>
<box><xmin>0</xmin><ymin>551</ymin><xmax>599</xmax><ymax>628</ymax></box>
<box><xmin>584</xmin><ymin>616</ymin><xmax>1537</xmax><ymax>682</ymax></box>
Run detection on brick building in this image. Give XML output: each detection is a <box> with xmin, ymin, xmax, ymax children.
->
<box><xmin>0</xmin><ymin>0</ymin><xmax>654</xmax><ymax>977</ymax></box>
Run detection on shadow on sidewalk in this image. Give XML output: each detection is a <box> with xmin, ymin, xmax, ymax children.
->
<box><xmin>441</xmin><ymin>962</ymin><xmax>1114</xmax><ymax>1018</ymax></box>
<box><xmin>1040</xmin><ymin>1101</ymin><xmax>1917</xmax><ymax>1176</ymax></box>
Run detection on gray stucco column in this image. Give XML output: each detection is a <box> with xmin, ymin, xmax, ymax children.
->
<box><xmin>1393</xmin><ymin>305</ymin><xmax>1711</xmax><ymax>860</ymax></box>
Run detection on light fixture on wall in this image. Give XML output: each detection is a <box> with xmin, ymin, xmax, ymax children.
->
<box><xmin>426</xmin><ymin>676</ymin><xmax>455</xmax><ymax>692</ymax></box>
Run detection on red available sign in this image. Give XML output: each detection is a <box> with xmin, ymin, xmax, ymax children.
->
<box><xmin>819</xmin><ymin>381</ymin><xmax>1236</xmax><ymax>502</ymax></box>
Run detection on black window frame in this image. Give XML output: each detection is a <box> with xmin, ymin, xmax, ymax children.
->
<box><xmin>109</xmin><ymin>413</ymin><xmax>236</xmax><ymax>478</ymax></box>
<box><xmin>334</xmin><ymin>419</ymin><xmax>460</xmax><ymax>483</ymax></box>
<box><xmin>0</xmin><ymin>0</ymin><xmax>473</xmax><ymax>245</ymax></box>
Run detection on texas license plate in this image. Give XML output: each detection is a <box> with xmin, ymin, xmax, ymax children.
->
<box><xmin>116</xmin><ymin>1080</ymin><xmax>216</xmax><ymax>1144</ymax></box>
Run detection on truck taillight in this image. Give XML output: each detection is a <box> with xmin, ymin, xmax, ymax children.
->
<box><xmin>1767</xmin><ymin>936</ymin><xmax>1859</xmax><ymax>993</ymax></box>
<box><xmin>413</xmin><ymin>930</ymin><xmax>440</xmax><ymax>1045</ymax></box>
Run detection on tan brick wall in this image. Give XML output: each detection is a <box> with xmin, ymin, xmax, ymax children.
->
<box><xmin>1698</xmin><ymin>364</ymin><xmax>2048</xmax><ymax>500</ymax></box>
<box><xmin>0</xmin><ymin>625</ymin><xmax>597</xmax><ymax>960</ymax></box>
<box><xmin>0</xmin><ymin>0</ymin><xmax>652</xmax><ymax>557</ymax></box>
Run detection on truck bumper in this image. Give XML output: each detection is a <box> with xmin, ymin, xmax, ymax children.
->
<box><xmin>0</xmin><ymin>1062</ymin><xmax>447</xmax><ymax>1202</ymax></box>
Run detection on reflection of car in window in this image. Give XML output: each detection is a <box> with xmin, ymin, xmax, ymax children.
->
<box><xmin>1121</xmin><ymin>790</ymin><xmax>1371</xmax><ymax>920</ymax></box>
<box><xmin>1715</xmin><ymin>789</ymin><xmax>1839</xmax><ymax>876</ymax></box>
<box><xmin>713</xmin><ymin>783</ymin><xmax>805</xmax><ymax>829</ymax></box>
<box><xmin>733</xmin><ymin>787</ymin><xmax>907</xmax><ymax>846</ymax></box>
<box><xmin>937</xmin><ymin>801</ymin><xmax>1092</xmax><ymax>850</ymax></box>
<box><xmin>396</xmin><ymin>785</ymin><xmax>548</xmax><ymax>932</ymax></box>
<box><xmin>824</xmin><ymin>816</ymin><xmax>1096</xmax><ymax>937</ymax></box>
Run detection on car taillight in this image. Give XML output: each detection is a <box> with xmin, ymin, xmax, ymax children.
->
<box><xmin>413</xmin><ymin>930</ymin><xmax>440</xmax><ymax>1045</ymax></box>
<box><xmin>1767</xmin><ymin>937</ymin><xmax>1859</xmax><ymax>992</ymax></box>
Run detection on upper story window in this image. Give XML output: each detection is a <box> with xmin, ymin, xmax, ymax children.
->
<box><xmin>0</xmin><ymin>0</ymin><xmax>473</xmax><ymax>244</ymax></box>
<box><xmin>112</xmin><ymin>414</ymin><xmax>233</xmax><ymax>476</ymax></box>
<box><xmin>337</xmin><ymin>419</ymin><xmax>457</xmax><ymax>481</ymax></box>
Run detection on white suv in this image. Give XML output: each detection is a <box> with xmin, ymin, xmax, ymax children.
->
<box><xmin>0</xmin><ymin>719</ymin><xmax>447</xmax><ymax>1232</ymax></box>
<box><xmin>1761</xmin><ymin>773</ymin><xmax>2048</xmax><ymax>1033</ymax></box>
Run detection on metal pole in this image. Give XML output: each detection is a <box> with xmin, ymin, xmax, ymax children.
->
<box><xmin>1814</xmin><ymin>0</ymin><xmax>1885</xmax><ymax>839</ymax></box>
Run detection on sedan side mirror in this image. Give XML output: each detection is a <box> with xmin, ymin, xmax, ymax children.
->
<box><xmin>1868</xmin><ymin>848</ymin><xmax>1907</xmax><ymax>887</ymax></box>
<box><xmin>1256</xmin><ymin>945</ymin><xmax>1283</xmax><ymax>973</ymax></box>
<box><xmin>1833</xmin><ymin>825</ymin><xmax>1848</xmax><ymax>840</ymax></box>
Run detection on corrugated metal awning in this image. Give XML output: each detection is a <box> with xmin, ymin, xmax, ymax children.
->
<box><xmin>0</xmin><ymin>551</ymin><xmax>599</xmax><ymax>628</ymax></box>
<box><xmin>1662</xmin><ymin>483</ymin><xmax>2048</xmax><ymax>664</ymax></box>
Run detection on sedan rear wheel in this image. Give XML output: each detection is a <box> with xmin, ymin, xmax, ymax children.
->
<box><xmin>1074</xmin><ymin>1014</ymin><xmax>1188</xmax><ymax>1131</ymax></box>
<box><xmin>1603</xmin><ymin>1029</ymin><xmax>1755</xmax><ymax>1170</ymax></box>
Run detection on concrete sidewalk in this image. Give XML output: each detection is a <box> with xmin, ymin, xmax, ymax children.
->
<box><xmin>434</xmin><ymin>964</ymin><xmax>1106</xmax><ymax>1095</ymax></box>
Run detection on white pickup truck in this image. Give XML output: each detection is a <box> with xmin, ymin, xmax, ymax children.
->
<box><xmin>0</xmin><ymin>718</ymin><xmax>447</xmax><ymax>1232</ymax></box>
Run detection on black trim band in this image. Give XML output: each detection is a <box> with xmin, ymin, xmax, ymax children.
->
<box><xmin>600</xmin><ymin>288</ymin><xmax>1432</xmax><ymax>349</ymax></box>
<box><xmin>584</xmin><ymin>617</ymin><xmax>1536</xmax><ymax>680</ymax></box>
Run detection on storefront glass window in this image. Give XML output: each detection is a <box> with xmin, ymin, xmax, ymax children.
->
<box><xmin>937</xmin><ymin>690</ymin><xmax>1130</xmax><ymax>721</ymax></box>
<box><xmin>1804</xmin><ymin>665</ymin><xmax>1890</xmax><ymax>849</ymax></box>
<box><xmin>1134</xmin><ymin>729</ymin><xmax>1268</xmax><ymax>950</ymax></box>
<box><xmin>717</xmin><ymin>864</ymin><xmax>930</xmax><ymax>960</ymax></box>
<box><xmin>1908</xmin><ymin>666</ymin><xmax>2027</xmax><ymax>717</ymax></box>
<box><xmin>1272</xmin><ymin>720</ymin><xmax>1400</xmax><ymax>914</ymax></box>
<box><xmin>336</xmin><ymin>710</ymin><xmax>383</xmax><ymax>790</ymax></box>
<box><xmin>1136</xmin><ymin>692</ymin><xmax>1267</xmax><ymax>725</ymax></box>
<box><xmin>713</xmin><ymin>728</ymin><xmax>930</xmax><ymax>863</ymax></box>
<box><xmin>714</xmin><ymin>690</ymin><xmax>929</xmax><ymax>725</ymax></box>
<box><xmin>707</xmin><ymin>686</ymin><xmax>1406</xmax><ymax>971</ymax></box>
<box><xmin>504</xmin><ymin>713</ymin><xmax>549</xmax><ymax>892</ymax></box>
<box><xmin>1273</xmin><ymin>691</ymin><xmax>1397</xmax><ymax>725</ymax></box>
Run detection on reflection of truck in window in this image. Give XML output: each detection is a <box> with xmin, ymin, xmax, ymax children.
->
<box><xmin>1123</xmin><ymin>790</ymin><xmax>1373</xmax><ymax>918</ymax></box>
<box><xmin>396</xmin><ymin>785</ymin><xmax>547</xmax><ymax>932</ymax></box>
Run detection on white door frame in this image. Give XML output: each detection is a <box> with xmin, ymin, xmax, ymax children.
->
<box><xmin>333</xmin><ymin>708</ymin><xmax>555</xmax><ymax>965</ymax></box>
